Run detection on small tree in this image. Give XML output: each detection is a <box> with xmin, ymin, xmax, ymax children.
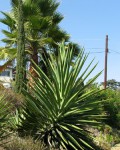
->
<box><xmin>101</xmin><ymin>79</ymin><xmax>120</xmax><ymax>90</ymax></box>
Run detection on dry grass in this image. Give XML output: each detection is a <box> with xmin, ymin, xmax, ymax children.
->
<box><xmin>0</xmin><ymin>88</ymin><xmax>24</xmax><ymax>113</ymax></box>
<box><xmin>1</xmin><ymin>135</ymin><xmax>47</xmax><ymax>150</ymax></box>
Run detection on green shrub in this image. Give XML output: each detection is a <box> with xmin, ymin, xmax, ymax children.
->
<box><xmin>86</xmin><ymin>84</ymin><xmax>120</xmax><ymax>129</ymax></box>
<box><xmin>102</xmin><ymin>89</ymin><xmax>120</xmax><ymax>129</ymax></box>
<box><xmin>0</xmin><ymin>88</ymin><xmax>24</xmax><ymax>144</ymax></box>
<box><xmin>18</xmin><ymin>43</ymin><xmax>104</xmax><ymax>149</ymax></box>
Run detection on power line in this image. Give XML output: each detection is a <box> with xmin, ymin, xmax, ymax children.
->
<box><xmin>85</xmin><ymin>48</ymin><xmax>104</xmax><ymax>50</ymax></box>
<box><xmin>86</xmin><ymin>50</ymin><xmax>120</xmax><ymax>55</ymax></box>
<box><xmin>88</xmin><ymin>50</ymin><xmax>120</xmax><ymax>55</ymax></box>
<box><xmin>89</xmin><ymin>51</ymin><xmax>104</xmax><ymax>54</ymax></box>
<box><xmin>109</xmin><ymin>49</ymin><xmax>120</xmax><ymax>54</ymax></box>
<box><xmin>85</xmin><ymin>48</ymin><xmax>120</xmax><ymax>55</ymax></box>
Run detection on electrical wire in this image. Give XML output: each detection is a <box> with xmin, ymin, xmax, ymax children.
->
<box><xmin>85</xmin><ymin>48</ymin><xmax>104</xmax><ymax>50</ymax></box>
<box><xmin>84</xmin><ymin>48</ymin><xmax>120</xmax><ymax>55</ymax></box>
<box><xmin>89</xmin><ymin>51</ymin><xmax>104</xmax><ymax>54</ymax></box>
<box><xmin>109</xmin><ymin>49</ymin><xmax>120</xmax><ymax>54</ymax></box>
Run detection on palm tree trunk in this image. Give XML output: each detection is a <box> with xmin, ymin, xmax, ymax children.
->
<box><xmin>29</xmin><ymin>42</ymin><xmax>39</xmax><ymax>87</ymax></box>
<box><xmin>28</xmin><ymin>45</ymin><xmax>49</xmax><ymax>87</ymax></box>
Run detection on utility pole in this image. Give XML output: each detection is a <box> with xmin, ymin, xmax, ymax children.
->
<box><xmin>104</xmin><ymin>35</ymin><xmax>108</xmax><ymax>89</ymax></box>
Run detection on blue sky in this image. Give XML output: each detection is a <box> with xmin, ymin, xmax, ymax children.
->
<box><xmin>0</xmin><ymin>0</ymin><xmax>120</xmax><ymax>83</ymax></box>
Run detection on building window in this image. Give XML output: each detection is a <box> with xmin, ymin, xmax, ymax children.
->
<box><xmin>0</xmin><ymin>71</ymin><xmax>10</xmax><ymax>77</ymax></box>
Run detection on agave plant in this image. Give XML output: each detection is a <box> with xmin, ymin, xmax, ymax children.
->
<box><xmin>19</xmin><ymin>43</ymin><xmax>104</xmax><ymax>149</ymax></box>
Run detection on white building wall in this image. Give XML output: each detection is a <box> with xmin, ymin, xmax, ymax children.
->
<box><xmin>0</xmin><ymin>68</ymin><xmax>13</xmax><ymax>88</ymax></box>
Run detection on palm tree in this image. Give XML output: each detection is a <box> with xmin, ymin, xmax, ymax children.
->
<box><xmin>0</xmin><ymin>0</ymin><xmax>70</xmax><ymax>76</ymax></box>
